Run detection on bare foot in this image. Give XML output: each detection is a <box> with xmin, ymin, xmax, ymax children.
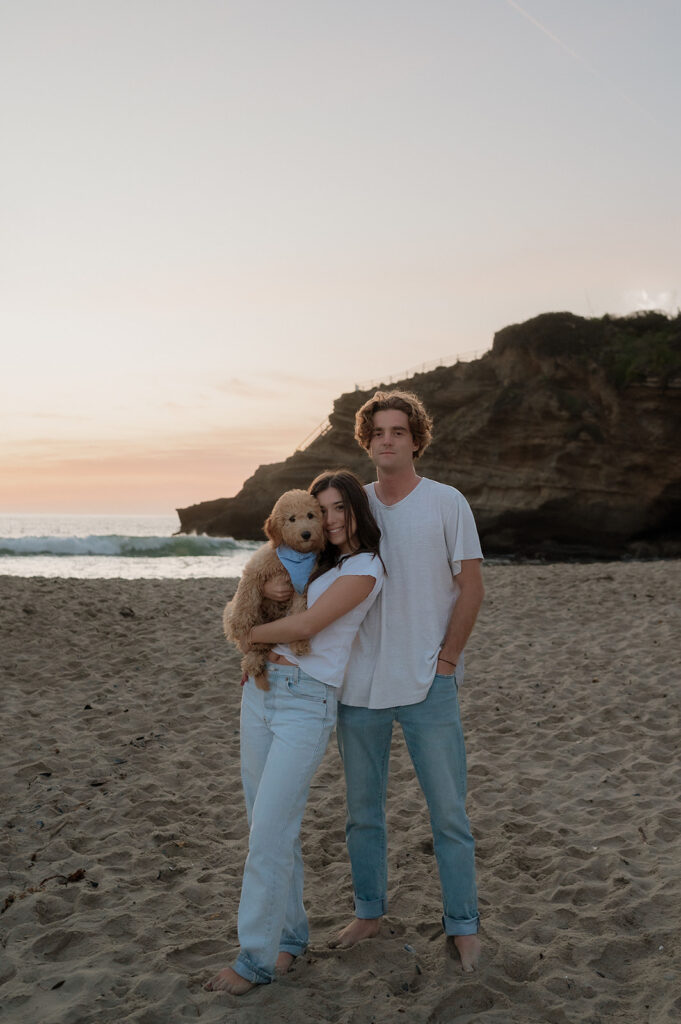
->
<box><xmin>448</xmin><ymin>934</ymin><xmax>481</xmax><ymax>973</ymax></box>
<box><xmin>328</xmin><ymin>917</ymin><xmax>381</xmax><ymax>949</ymax></box>
<box><xmin>204</xmin><ymin>966</ymin><xmax>256</xmax><ymax>995</ymax></box>
<box><xmin>275</xmin><ymin>951</ymin><xmax>296</xmax><ymax>974</ymax></box>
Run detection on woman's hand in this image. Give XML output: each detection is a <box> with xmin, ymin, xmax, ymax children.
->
<box><xmin>263</xmin><ymin>575</ymin><xmax>294</xmax><ymax>602</ymax></box>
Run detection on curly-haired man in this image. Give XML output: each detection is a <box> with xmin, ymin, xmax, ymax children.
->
<box><xmin>330</xmin><ymin>388</ymin><xmax>484</xmax><ymax>972</ymax></box>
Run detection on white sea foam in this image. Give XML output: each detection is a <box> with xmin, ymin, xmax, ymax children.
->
<box><xmin>0</xmin><ymin>514</ymin><xmax>262</xmax><ymax>579</ymax></box>
<box><xmin>0</xmin><ymin>535</ymin><xmax>246</xmax><ymax>557</ymax></box>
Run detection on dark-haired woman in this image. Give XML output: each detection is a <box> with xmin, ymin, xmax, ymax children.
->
<box><xmin>205</xmin><ymin>470</ymin><xmax>384</xmax><ymax>995</ymax></box>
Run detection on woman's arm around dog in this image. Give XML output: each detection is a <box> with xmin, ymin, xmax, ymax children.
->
<box><xmin>249</xmin><ymin>574</ymin><xmax>374</xmax><ymax>645</ymax></box>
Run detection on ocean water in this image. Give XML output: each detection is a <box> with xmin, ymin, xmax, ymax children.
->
<box><xmin>0</xmin><ymin>514</ymin><xmax>261</xmax><ymax>579</ymax></box>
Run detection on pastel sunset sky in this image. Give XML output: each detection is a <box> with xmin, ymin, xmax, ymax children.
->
<box><xmin>2</xmin><ymin>0</ymin><xmax>679</xmax><ymax>514</ymax></box>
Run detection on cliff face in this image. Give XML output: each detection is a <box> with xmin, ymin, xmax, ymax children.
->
<box><xmin>177</xmin><ymin>312</ymin><xmax>681</xmax><ymax>558</ymax></box>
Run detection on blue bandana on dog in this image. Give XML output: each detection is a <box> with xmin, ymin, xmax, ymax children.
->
<box><xmin>276</xmin><ymin>545</ymin><xmax>317</xmax><ymax>595</ymax></box>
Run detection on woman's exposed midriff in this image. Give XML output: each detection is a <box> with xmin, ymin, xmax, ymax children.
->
<box><xmin>267</xmin><ymin>651</ymin><xmax>296</xmax><ymax>667</ymax></box>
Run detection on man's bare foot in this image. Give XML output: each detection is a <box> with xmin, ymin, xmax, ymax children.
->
<box><xmin>328</xmin><ymin>917</ymin><xmax>381</xmax><ymax>949</ymax></box>
<box><xmin>448</xmin><ymin>934</ymin><xmax>481</xmax><ymax>973</ymax></box>
<box><xmin>204</xmin><ymin>966</ymin><xmax>256</xmax><ymax>995</ymax></box>
<box><xmin>275</xmin><ymin>951</ymin><xmax>296</xmax><ymax>974</ymax></box>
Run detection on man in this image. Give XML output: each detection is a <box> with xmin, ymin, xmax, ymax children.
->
<box><xmin>329</xmin><ymin>389</ymin><xmax>484</xmax><ymax>973</ymax></box>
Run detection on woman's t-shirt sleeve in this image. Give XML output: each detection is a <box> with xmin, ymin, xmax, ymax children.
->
<box><xmin>338</xmin><ymin>551</ymin><xmax>384</xmax><ymax>586</ymax></box>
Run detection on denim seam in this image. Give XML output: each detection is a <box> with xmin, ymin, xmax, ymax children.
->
<box><xmin>353</xmin><ymin>718</ymin><xmax>391</xmax><ymax>903</ymax></box>
<box><xmin>378</xmin><ymin>729</ymin><xmax>391</xmax><ymax>896</ymax></box>
<box><xmin>399</xmin><ymin>685</ymin><xmax>477</xmax><ymax>929</ymax></box>
<box><xmin>311</xmin><ymin>704</ymin><xmax>335</xmax><ymax>761</ymax></box>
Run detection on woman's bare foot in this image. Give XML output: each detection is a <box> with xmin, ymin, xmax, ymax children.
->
<box><xmin>275</xmin><ymin>951</ymin><xmax>296</xmax><ymax>974</ymax></box>
<box><xmin>328</xmin><ymin>917</ymin><xmax>381</xmax><ymax>949</ymax></box>
<box><xmin>448</xmin><ymin>934</ymin><xmax>481</xmax><ymax>973</ymax></box>
<box><xmin>204</xmin><ymin>966</ymin><xmax>255</xmax><ymax>995</ymax></box>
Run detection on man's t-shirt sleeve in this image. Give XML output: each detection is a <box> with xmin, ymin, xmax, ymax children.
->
<box><xmin>444</xmin><ymin>491</ymin><xmax>484</xmax><ymax>577</ymax></box>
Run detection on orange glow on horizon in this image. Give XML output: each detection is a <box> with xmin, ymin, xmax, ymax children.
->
<box><xmin>0</xmin><ymin>448</ymin><xmax>268</xmax><ymax>515</ymax></box>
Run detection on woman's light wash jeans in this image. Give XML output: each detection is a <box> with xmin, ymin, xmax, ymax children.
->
<box><xmin>233</xmin><ymin>664</ymin><xmax>337</xmax><ymax>984</ymax></box>
<box><xmin>336</xmin><ymin>672</ymin><xmax>479</xmax><ymax>936</ymax></box>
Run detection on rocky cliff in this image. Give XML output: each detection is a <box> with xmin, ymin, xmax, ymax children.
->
<box><xmin>176</xmin><ymin>311</ymin><xmax>681</xmax><ymax>558</ymax></box>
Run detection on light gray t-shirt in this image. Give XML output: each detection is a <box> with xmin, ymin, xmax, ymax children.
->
<box><xmin>340</xmin><ymin>478</ymin><xmax>483</xmax><ymax>709</ymax></box>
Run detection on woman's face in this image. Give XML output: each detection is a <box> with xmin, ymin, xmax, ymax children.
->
<box><xmin>316</xmin><ymin>486</ymin><xmax>357</xmax><ymax>555</ymax></box>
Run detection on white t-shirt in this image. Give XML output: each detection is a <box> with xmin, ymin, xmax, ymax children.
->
<box><xmin>341</xmin><ymin>478</ymin><xmax>483</xmax><ymax>709</ymax></box>
<box><xmin>272</xmin><ymin>550</ymin><xmax>384</xmax><ymax>688</ymax></box>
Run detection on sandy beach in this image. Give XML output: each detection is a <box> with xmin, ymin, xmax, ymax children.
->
<box><xmin>1</xmin><ymin>562</ymin><xmax>680</xmax><ymax>1024</ymax></box>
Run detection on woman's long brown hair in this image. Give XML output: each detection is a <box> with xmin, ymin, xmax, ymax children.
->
<box><xmin>308</xmin><ymin>469</ymin><xmax>385</xmax><ymax>581</ymax></box>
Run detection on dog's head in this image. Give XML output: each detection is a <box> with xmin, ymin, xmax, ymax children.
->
<box><xmin>264</xmin><ymin>490</ymin><xmax>325</xmax><ymax>553</ymax></box>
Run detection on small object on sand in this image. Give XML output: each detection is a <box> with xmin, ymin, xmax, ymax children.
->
<box><xmin>404</xmin><ymin>944</ymin><xmax>416</xmax><ymax>954</ymax></box>
<box><xmin>119</xmin><ymin>606</ymin><xmax>135</xmax><ymax>618</ymax></box>
<box><xmin>39</xmin><ymin>868</ymin><xmax>87</xmax><ymax>887</ymax></box>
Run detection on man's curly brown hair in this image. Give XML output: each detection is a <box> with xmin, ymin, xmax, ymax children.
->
<box><xmin>354</xmin><ymin>389</ymin><xmax>433</xmax><ymax>459</ymax></box>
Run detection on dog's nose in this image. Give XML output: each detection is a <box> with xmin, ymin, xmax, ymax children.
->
<box><xmin>301</xmin><ymin>530</ymin><xmax>311</xmax><ymax>540</ymax></box>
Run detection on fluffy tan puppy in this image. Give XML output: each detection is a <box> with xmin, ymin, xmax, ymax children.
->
<box><xmin>223</xmin><ymin>490</ymin><xmax>325</xmax><ymax>690</ymax></box>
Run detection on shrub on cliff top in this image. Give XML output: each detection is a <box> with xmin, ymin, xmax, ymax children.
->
<box><xmin>601</xmin><ymin>311</ymin><xmax>681</xmax><ymax>387</ymax></box>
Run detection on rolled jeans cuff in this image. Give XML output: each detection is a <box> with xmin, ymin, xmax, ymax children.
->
<box><xmin>278</xmin><ymin>941</ymin><xmax>307</xmax><ymax>957</ymax></box>
<box><xmin>233</xmin><ymin>953</ymin><xmax>273</xmax><ymax>985</ymax></box>
<box><xmin>354</xmin><ymin>895</ymin><xmax>387</xmax><ymax>919</ymax></box>
<box><xmin>442</xmin><ymin>912</ymin><xmax>480</xmax><ymax>936</ymax></box>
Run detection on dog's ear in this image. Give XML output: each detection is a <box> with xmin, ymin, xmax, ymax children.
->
<box><xmin>264</xmin><ymin>512</ymin><xmax>282</xmax><ymax>546</ymax></box>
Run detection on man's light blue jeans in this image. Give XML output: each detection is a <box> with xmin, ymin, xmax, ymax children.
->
<box><xmin>336</xmin><ymin>672</ymin><xmax>479</xmax><ymax>936</ymax></box>
<box><xmin>234</xmin><ymin>664</ymin><xmax>337</xmax><ymax>984</ymax></box>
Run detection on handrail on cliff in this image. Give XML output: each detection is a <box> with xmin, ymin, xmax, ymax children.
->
<box><xmin>296</xmin><ymin>348</ymin><xmax>491</xmax><ymax>452</ymax></box>
<box><xmin>296</xmin><ymin>418</ymin><xmax>332</xmax><ymax>452</ymax></box>
<box><xmin>353</xmin><ymin>348</ymin><xmax>489</xmax><ymax>392</ymax></box>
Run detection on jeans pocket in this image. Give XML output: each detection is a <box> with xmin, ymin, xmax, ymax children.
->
<box><xmin>286</xmin><ymin>677</ymin><xmax>327</xmax><ymax>703</ymax></box>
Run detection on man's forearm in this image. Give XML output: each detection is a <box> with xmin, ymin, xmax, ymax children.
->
<box><xmin>439</xmin><ymin>573</ymin><xmax>484</xmax><ymax>668</ymax></box>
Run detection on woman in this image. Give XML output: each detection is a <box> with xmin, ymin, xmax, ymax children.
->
<box><xmin>205</xmin><ymin>469</ymin><xmax>385</xmax><ymax>995</ymax></box>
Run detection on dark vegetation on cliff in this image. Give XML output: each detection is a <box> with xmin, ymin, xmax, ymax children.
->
<box><xmin>177</xmin><ymin>312</ymin><xmax>681</xmax><ymax>559</ymax></box>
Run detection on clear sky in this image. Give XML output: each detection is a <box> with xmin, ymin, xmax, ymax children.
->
<box><xmin>2</xmin><ymin>0</ymin><xmax>679</xmax><ymax>514</ymax></box>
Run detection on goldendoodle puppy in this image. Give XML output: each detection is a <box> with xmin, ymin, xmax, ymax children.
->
<box><xmin>223</xmin><ymin>490</ymin><xmax>325</xmax><ymax>689</ymax></box>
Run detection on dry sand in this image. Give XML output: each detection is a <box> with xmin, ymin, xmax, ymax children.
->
<box><xmin>1</xmin><ymin>562</ymin><xmax>680</xmax><ymax>1024</ymax></box>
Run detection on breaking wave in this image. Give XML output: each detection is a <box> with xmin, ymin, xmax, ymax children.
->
<box><xmin>0</xmin><ymin>535</ymin><xmax>257</xmax><ymax>558</ymax></box>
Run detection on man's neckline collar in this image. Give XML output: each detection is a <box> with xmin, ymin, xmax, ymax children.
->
<box><xmin>374</xmin><ymin>475</ymin><xmax>422</xmax><ymax>507</ymax></box>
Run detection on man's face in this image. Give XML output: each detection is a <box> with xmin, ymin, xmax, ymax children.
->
<box><xmin>368</xmin><ymin>409</ymin><xmax>418</xmax><ymax>472</ymax></box>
